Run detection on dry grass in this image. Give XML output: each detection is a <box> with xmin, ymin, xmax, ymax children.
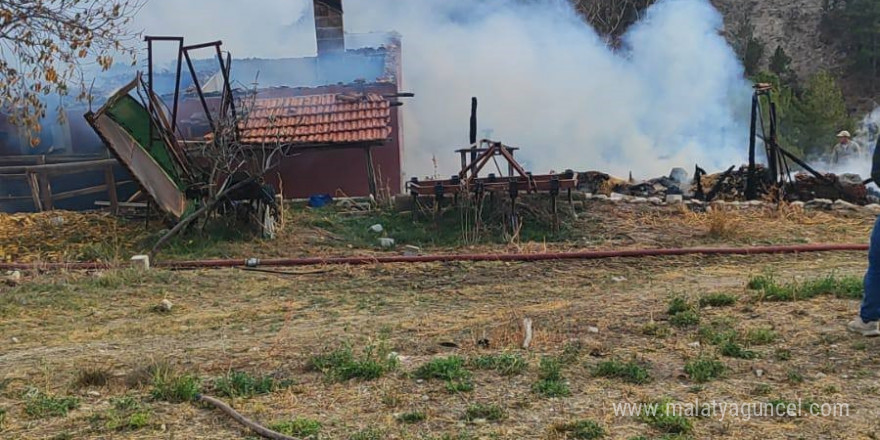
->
<box><xmin>0</xmin><ymin>203</ymin><xmax>878</xmax><ymax>438</ymax></box>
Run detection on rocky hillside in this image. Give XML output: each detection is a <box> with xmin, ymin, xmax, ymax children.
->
<box><xmin>712</xmin><ymin>0</ymin><xmax>840</xmax><ymax>80</ymax></box>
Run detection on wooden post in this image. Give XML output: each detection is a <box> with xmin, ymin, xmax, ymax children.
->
<box><xmin>36</xmin><ymin>156</ymin><xmax>53</xmax><ymax>211</ymax></box>
<box><xmin>104</xmin><ymin>165</ymin><xmax>119</xmax><ymax>214</ymax></box>
<box><xmin>27</xmin><ymin>171</ymin><xmax>42</xmax><ymax>211</ymax></box>
<box><xmin>365</xmin><ymin>146</ymin><xmax>378</xmax><ymax>197</ymax></box>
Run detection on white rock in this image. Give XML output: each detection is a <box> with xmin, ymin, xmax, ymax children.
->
<box><xmin>833</xmin><ymin>200</ymin><xmax>858</xmax><ymax>210</ymax></box>
<box><xmin>790</xmin><ymin>201</ymin><xmax>806</xmax><ymax>209</ymax></box>
<box><xmin>4</xmin><ymin>270</ymin><xmax>21</xmax><ymax>286</ymax></box>
<box><xmin>688</xmin><ymin>342</ymin><xmax>701</xmax><ymax>348</ymax></box>
<box><xmin>403</xmin><ymin>245</ymin><xmax>421</xmax><ymax>256</ymax></box>
<box><xmin>11</xmin><ymin>337</ymin><xmax>20</xmax><ymax>343</ymax></box>
<box><xmin>157</xmin><ymin>299</ymin><xmax>173</xmax><ymax>313</ymax></box>
<box><xmin>379</xmin><ymin>237</ymin><xmax>396</xmax><ymax>248</ymax></box>
<box><xmin>609</xmin><ymin>193</ymin><xmax>625</xmax><ymax>201</ymax></box>
<box><xmin>667</xmin><ymin>194</ymin><xmax>684</xmax><ymax>204</ymax></box>
<box><xmin>611</xmin><ymin>276</ymin><xmax>627</xmax><ymax>283</ymax></box>
<box><xmin>647</xmin><ymin>197</ymin><xmax>663</xmax><ymax>205</ymax></box>
<box><xmin>629</xmin><ymin>197</ymin><xmax>648</xmax><ymax>204</ymax></box>
<box><xmin>369</xmin><ymin>224</ymin><xmax>384</xmax><ymax>233</ymax></box>
<box><xmin>815</xmin><ymin>372</ymin><xmax>827</xmax><ymax>379</ymax></box>
<box><xmin>587</xmin><ymin>326</ymin><xmax>599</xmax><ymax>334</ymax></box>
<box><xmin>754</xmin><ymin>369</ymin><xmax>764</xmax><ymax>377</ymax></box>
<box><xmin>130</xmin><ymin>255</ymin><xmax>150</xmax><ymax>270</ymax></box>
<box><xmin>592</xmin><ymin>194</ymin><xmax>609</xmax><ymax>201</ymax></box>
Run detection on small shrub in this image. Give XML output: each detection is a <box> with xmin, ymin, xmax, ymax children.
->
<box><xmin>551</xmin><ymin>419</ymin><xmax>607</xmax><ymax>439</ymax></box>
<box><xmin>638</xmin><ymin>399</ymin><xmax>692</xmax><ymax>434</ymax></box>
<box><xmin>699</xmin><ymin>293</ymin><xmax>737</xmax><ymax>308</ymax></box>
<box><xmin>684</xmin><ymin>356</ymin><xmax>725</xmax><ymax>383</ymax></box>
<box><xmin>787</xmin><ymin>370</ymin><xmax>804</xmax><ymax>384</ymax></box>
<box><xmin>533</xmin><ymin>357</ymin><xmax>571</xmax><ymax>397</ymax></box>
<box><xmin>397</xmin><ymin>411</ymin><xmax>427</xmax><ymax>424</ymax></box>
<box><xmin>150</xmin><ymin>367</ymin><xmax>200</xmax><ymax>403</ymax></box>
<box><xmin>669</xmin><ymin>310</ymin><xmax>700</xmax><ymax>327</ymax></box>
<box><xmin>592</xmin><ymin>359</ymin><xmax>651</xmax><ymax>384</ymax></box>
<box><xmin>667</xmin><ymin>296</ymin><xmax>692</xmax><ymax>316</ymax></box>
<box><xmin>749</xmin><ymin>273</ymin><xmax>863</xmax><ymax>301</ymax></box>
<box><xmin>743</xmin><ymin>328</ymin><xmax>777</xmax><ymax>346</ymax></box>
<box><xmin>463</xmin><ymin>403</ymin><xmax>506</xmax><ymax>421</ymax></box>
<box><xmin>414</xmin><ymin>356</ymin><xmax>474</xmax><ymax>392</ymax></box>
<box><xmin>309</xmin><ymin>344</ymin><xmax>398</xmax><ymax>382</ymax></box>
<box><xmin>719</xmin><ymin>341</ymin><xmax>757</xmax><ymax>359</ymax></box>
<box><xmin>413</xmin><ymin>356</ymin><xmax>469</xmax><ymax>382</ymax></box>
<box><xmin>75</xmin><ymin>367</ymin><xmax>112</xmax><ymax>388</ymax></box>
<box><xmin>445</xmin><ymin>380</ymin><xmax>474</xmax><ymax>393</ymax></box>
<box><xmin>24</xmin><ymin>390</ymin><xmax>80</xmax><ymax>418</ymax></box>
<box><xmin>270</xmin><ymin>418</ymin><xmax>322</xmax><ymax>438</ymax></box>
<box><xmin>214</xmin><ymin>370</ymin><xmax>290</xmax><ymax>398</ymax></box>
<box><xmin>469</xmin><ymin>353</ymin><xmax>528</xmax><ymax>376</ymax></box>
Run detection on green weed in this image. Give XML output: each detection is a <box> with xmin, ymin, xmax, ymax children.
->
<box><xmin>592</xmin><ymin>359</ymin><xmax>652</xmax><ymax>384</ymax></box>
<box><xmin>551</xmin><ymin>419</ymin><xmax>607</xmax><ymax>439</ymax></box>
<box><xmin>270</xmin><ymin>418</ymin><xmax>322</xmax><ymax>438</ymax></box>
<box><xmin>463</xmin><ymin>403</ymin><xmax>506</xmax><ymax>421</ymax></box>
<box><xmin>684</xmin><ymin>356</ymin><xmax>725</xmax><ymax>383</ymax></box>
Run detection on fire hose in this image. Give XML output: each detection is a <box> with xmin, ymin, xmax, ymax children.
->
<box><xmin>0</xmin><ymin>244</ymin><xmax>868</xmax><ymax>272</ymax></box>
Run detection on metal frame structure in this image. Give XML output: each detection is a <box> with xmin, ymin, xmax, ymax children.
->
<box><xmin>746</xmin><ymin>83</ymin><xmax>830</xmax><ymax>200</ymax></box>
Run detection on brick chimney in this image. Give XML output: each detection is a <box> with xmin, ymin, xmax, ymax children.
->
<box><xmin>314</xmin><ymin>0</ymin><xmax>344</xmax><ymax>56</ymax></box>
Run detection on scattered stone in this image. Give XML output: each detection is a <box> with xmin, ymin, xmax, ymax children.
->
<box><xmin>688</xmin><ymin>342</ymin><xmax>701</xmax><ymax>348</ymax></box>
<box><xmin>471</xmin><ymin>418</ymin><xmax>488</xmax><ymax>426</ymax></box>
<box><xmin>815</xmin><ymin>372</ymin><xmax>827</xmax><ymax>379</ymax></box>
<box><xmin>378</xmin><ymin>237</ymin><xmax>396</xmax><ymax>248</ymax></box>
<box><xmin>609</xmin><ymin>193</ymin><xmax>625</xmax><ymax>202</ymax></box>
<box><xmin>369</xmin><ymin>224</ymin><xmax>384</xmax><ymax>233</ymax></box>
<box><xmin>805</xmin><ymin>198</ymin><xmax>833</xmax><ymax>210</ymax></box>
<box><xmin>11</xmin><ymin>337</ymin><xmax>19</xmax><ymax>344</ymax></box>
<box><xmin>647</xmin><ymin>197</ymin><xmax>663</xmax><ymax>205</ymax></box>
<box><xmin>156</xmin><ymin>299</ymin><xmax>173</xmax><ymax>313</ymax></box>
<box><xmin>611</xmin><ymin>276</ymin><xmax>627</xmax><ymax>283</ymax></box>
<box><xmin>87</xmin><ymin>391</ymin><xmax>101</xmax><ymax>397</ymax></box>
<box><xmin>629</xmin><ymin>197</ymin><xmax>648</xmax><ymax>204</ymax></box>
<box><xmin>130</xmin><ymin>255</ymin><xmax>150</xmax><ymax>270</ymax></box>
<box><xmin>587</xmin><ymin>326</ymin><xmax>599</xmax><ymax>334</ymax></box>
<box><xmin>666</xmin><ymin>194</ymin><xmax>684</xmax><ymax>204</ymax></box>
<box><xmin>4</xmin><ymin>270</ymin><xmax>21</xmax><ymax>286</ymax></box>
<box><xmin>744</xmin><ymin>200</ymin><xmax>763</xmax><ymax>207</ymax></box>
<box><xmin>403</xmin><ymin>245</ymin><xmax>421</xmax><ymax>256</ymax></box>
<box><xmin>833</xmin><ymin>199</ymin><xmax>858</xmax><ymax>211</ymax></box>
<box><xmin>790</xmin><ymin>201</ymin><xmax>805</xmax><ymax>209</ymax></box>
<box><xmin>754</xmin><ymin>369</ymin><xmax>764</xmax><ymax>378</ymax></box>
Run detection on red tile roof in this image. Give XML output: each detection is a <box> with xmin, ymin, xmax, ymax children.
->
<box><xmin>238</xmin><ymin>93</ymin><xmax>392</xmax><ymax>145</ymax></box>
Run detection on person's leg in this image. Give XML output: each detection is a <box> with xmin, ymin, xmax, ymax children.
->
<box><xmin>849</xmin><ymin>216</ymin><xmax>880</xmax><ymax>335</ymax></box>
<box><xmin>862</xmin><ymin>215</ymin><xmax>880</xmax><ymax>322</ymax></box>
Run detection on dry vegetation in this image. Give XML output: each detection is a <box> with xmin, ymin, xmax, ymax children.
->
<box><xmin>1</xmin><ymin>201</ymin><xmax>879</xmax><ymax>439</ymax></box>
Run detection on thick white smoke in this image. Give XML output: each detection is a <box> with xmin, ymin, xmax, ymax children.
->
<box><xmin>134</xmin><ymin>0</ymin><xmax>754</xmax><ymax>179</ymax></box>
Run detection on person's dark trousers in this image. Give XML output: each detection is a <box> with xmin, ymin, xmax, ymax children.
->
<box><xmin>862</xmin><ymin>215</ymin><xmax>880</xmax><ymax>322</ymax></box>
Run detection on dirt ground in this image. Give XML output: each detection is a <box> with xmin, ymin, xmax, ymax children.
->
<box><xmin>1</xmin><ymin>201</ymin><xmax>879</xmax><ymax>439</ymax></box>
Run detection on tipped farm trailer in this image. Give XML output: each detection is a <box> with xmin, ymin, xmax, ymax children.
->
<box><xmin>86</xmin><ymin>37</ymin><xmax>280</xmax><ymax>237</ymax></box>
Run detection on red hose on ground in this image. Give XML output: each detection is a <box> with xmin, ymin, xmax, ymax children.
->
<box><xmin>0</xmin><ymin>244</ymin><xmax>868</xmax><ymax>271</ymax></box>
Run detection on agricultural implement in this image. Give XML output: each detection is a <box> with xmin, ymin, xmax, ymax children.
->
<box><xmin>85</xmin><ymin>37</ymin><xmax>280</xmax><ymax>237</ymax></box>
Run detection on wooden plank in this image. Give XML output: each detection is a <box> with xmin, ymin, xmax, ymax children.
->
<box><xmin>26</xmin><ymin>171</ymin><xmax>42</xmax><ymax>211</ymax></box>
<box><xmin>105</xmin><ymin>165</ymin><xmax>119</xmax><ymax>214</ymax></box>
<box><xmin>52</xmin><ymin>180</ymin><xmax>134</xmax><ymax>201</ymax></box>
<box><xmin>36</xmin><ymin>156</ymin><xmax>53</xmax><ymax>210</ymax></box>
<box><xmin>0</xmin><ymin>158</ymin><xmax>118</xmax><ymax>175</ymax></box>
<box><xmin>94</xmin><ymin>200</ymin><xmax>148</xmax><ymax>208</ymax></box>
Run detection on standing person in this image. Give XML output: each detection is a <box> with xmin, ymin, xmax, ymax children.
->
<box><xmin>849</xmin><ymin>135</ymin><xmax>880</xmax><ymax>336</ymax></box>
<box><xmin>832</xmin><ymin>130</ymin><xmax>862</xmax><ymax>165</ymax></box>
